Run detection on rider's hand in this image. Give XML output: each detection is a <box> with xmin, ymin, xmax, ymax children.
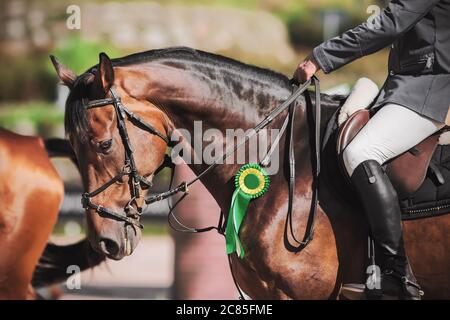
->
<box><xmin>292</xmin><ymin>54</ymin><xmax>321</xmax><ymax>84</ymax></box>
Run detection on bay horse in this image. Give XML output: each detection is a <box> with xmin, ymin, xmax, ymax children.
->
<box><xmin>31</xmin><ymin>139</ymin><xmax>106</xmax><ymax>293</ymax></box>
<box><xmin>0</xmin><ymin>129</ymin><xmax>105</xmax><ymax>299</ymax></box>
<box><xmin>51</xmin><ymin>47</ymin><xmax>450</xmax><ymax>299</ymax></box>
<box><xmin>0</xmin><ymin>128</ymin><xmax>63</xmax><ymax>299</ymax></box>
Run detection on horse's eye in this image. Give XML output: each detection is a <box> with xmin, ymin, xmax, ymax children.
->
<box><xmin>99</xmin><ymin>139</ymin><xmax>113</xmax><ymax>152</ymax></box>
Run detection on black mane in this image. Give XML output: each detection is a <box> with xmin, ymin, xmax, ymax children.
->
<box><xmin>64</xmin><ymin>47</ymin><xmax>342</xmax><ymax>143</ymax></box>
<box><xmin>65</xmin><ymin>47</ymin><xmax>292</xmax><ymax>142</ymax></box>
<box><xmin>101</xmin><ymin>47</ymin><xmax>290</xmax><ymax>87</ymax></box>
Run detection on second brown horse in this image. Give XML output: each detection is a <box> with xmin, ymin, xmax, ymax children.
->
<box><xmin>0</xmin><ymin>129</ymin><xmax>63</xmax><ymax>299</ymax></box>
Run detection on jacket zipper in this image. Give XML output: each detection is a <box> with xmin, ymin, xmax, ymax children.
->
<box><xmin>401</xmin><ymin>56</ymin><xmax>433</xmax><ymax>69</ymax></box>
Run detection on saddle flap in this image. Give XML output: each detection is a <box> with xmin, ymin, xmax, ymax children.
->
<box><xmin>336</xmin><ymin>109</ymin><xmax>370</xmax><ymax>155</ymax></box>
<box><xmin>335</xmin><ymin>108</ymin><xmax>440</xmax><ymax>198</ymax></box>
<box><xmin>387</xmin><ymin>133</ymin><xmax>440</xmax><ymax>198</ymax></box>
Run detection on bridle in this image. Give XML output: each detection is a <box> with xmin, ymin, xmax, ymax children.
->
<box><xmin>79</xmin><ymin>77</ymin><xmax>321</xmax><ymax>300</ymax></box>
<box><xmin>81</xmin><ymin>88</ymin><xmax>172</xmax><ymax>229</ymax></box>
<box><xmin>144</xmin><ymin>77</ymin><xmax>321</xmax><ymax>248</ymax></box>
<box><xmin>80</xmin><ymin>78</ymin><xmax>321</xmax><ymax>234</ymax></box>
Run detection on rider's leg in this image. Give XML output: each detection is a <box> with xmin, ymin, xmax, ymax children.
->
<box><xmin>343</xmin><ymin>104</ymin><xmax>445</xmax><ymax>176</ymax></box>
<box><xmin>342</xmin><ymin>104</ymin><xmax>444</xmax><ymax>299</ymax></box>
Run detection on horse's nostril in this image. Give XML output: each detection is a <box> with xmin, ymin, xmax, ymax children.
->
<box><xmin>98</xmin><ymin>238</ymin><xmax>120</xmax><ymax>256</ymax></box>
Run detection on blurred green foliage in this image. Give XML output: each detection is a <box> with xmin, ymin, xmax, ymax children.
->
<box><xmin>41</xmin><ymin>0</ymin><xmax>384</xmax><ymax>47</ymax></box>
<box><xmin>0</xmin><ymin>36</ymin><xmax>122</xmax><ymax>103</ymax></box>
<box><xmin>0</xmin><ymin>54</ymin><xmax>57</xmax><ymax>101</ymax></box>
<box><xmin>161</xmin><ymin>0</ymin><xmax>377</xmax><ymax>46</ymax></box>
<box><xmin>50</xmin><ymin>36</ymin><xmax>122</xmax><ymax>75</ymax></box>
<box><xmin>0</xmin><ymin>0</ymin><xmax>390</xmax><ymax>106</ymax></box>
<box><xmin>0</xmin><ymin>102</ymin><xmax>63</xmax><ymax>132</ymax></box>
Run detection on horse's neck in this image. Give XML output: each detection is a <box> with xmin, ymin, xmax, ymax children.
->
<box><xmin>139</xmin><ymin>65</ymin><xmax>293</xmax><ymax>207</ymax></box>
<box><xmin>130</xmin><ymin>63</ymin><xmax>341</xmax><ymax>208</ymax></box>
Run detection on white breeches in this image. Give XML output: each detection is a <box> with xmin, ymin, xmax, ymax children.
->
<box><xmin>343</xmin><ymin>104</ymin><xmax>445</xmax><ymax>176</ymax></box>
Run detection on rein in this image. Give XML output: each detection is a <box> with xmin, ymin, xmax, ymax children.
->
<box><xmin>147</xmin><ymin>77</ymin><xmax>321</xmax><ymax>249</ymax></box>
<box><xmin>79</xmin><ymin>76</ymin><xmax>322</xmax><ymax>299</ymax></box>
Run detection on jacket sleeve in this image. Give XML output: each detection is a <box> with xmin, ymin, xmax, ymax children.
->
<box><xmin>313</xmin><ymin>0</ymin><xmax>441</xmax><ymax>74</ymax></box>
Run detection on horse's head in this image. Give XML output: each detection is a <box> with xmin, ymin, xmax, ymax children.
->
<box><xmin>51</xmin><ymin>53</ymin><xmax>170</xmax><ymax>260</ymax></box>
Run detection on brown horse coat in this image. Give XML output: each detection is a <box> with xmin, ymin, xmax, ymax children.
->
<box><xmin>0</xmin><ymin>129</ymin><xmax>63</xmax><ymax>299</ymax></box>
<box><xmin>55</xmin><ymin>48</ymin><xmax>450</xmax><ymax>299</ymax></box>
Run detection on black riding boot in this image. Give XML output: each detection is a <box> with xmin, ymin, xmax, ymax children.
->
<box><xmin>342</xmin><ymin>160</ymin><xmax>423</xmax><ymax>300</ymax></box>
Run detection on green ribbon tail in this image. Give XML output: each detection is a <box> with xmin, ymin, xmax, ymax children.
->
<box><xmin>225</xmin><ymin>188</ymin><xmax>251</xmax><ymax>259</ymax></box>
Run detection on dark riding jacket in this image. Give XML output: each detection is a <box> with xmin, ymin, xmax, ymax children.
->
<box><xmin>313</xmin><ymin>0</ymin><xmax>450</xmax><ymax>123</ymax></box>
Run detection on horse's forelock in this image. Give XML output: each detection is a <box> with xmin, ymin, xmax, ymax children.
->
<box><xmin>64</xmin><ymin>73</ymin><xmax>93</xmax><ymax>144</ymax></box>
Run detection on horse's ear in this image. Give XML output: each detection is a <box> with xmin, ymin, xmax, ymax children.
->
<box><xmin>50</xmin><ymin>55</ymin><xmax>77</xmax><ymax>88</ymax></box>
<box><xmin>98</xmin><ymin>52</ymin><xmax>115</xmax><ymax>93</ymax></box>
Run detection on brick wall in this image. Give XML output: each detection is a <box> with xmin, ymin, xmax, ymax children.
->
<box><xmin>172</xmin><ymin>164</ymin><xmax>237</xmax><ymax>300</ymax></box>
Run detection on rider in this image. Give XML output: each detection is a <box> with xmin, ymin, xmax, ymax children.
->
<box><xmin>294</xmin><ymin>0</ymin><xmax>450</xmax><ymax>299</ymax></box>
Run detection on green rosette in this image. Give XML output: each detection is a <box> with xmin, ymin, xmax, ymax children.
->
<box><xmin>226</xmin><ymin>163</ymin><xmax>270</xmax><ymax>259</ymax></box>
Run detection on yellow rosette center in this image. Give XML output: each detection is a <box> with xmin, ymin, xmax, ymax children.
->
<box><xmin>238</xmin><ymin>168</ymin><xmax>266</xmax><ymax>196</ymax></box>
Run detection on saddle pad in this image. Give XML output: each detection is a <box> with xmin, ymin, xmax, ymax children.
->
<box><xmin>400</xmin><ymin>144</ymin><xmax>450</xmax><ymax>220</ymax></box>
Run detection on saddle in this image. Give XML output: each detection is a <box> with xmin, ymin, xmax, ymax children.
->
<box><xmin>337</xmin><ymin>109</ymin><xmax>442</xmax><ymax>198</ymax></box>
<box><xmin>332</xmin><ymin>78</ymin><xmax>450</xmax><ymax>220</ymax></box>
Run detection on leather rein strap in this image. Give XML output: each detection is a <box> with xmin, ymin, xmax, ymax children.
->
<box><xmin>79</xmin><ymin>77</ymin><xmax>321</xmax><ymax>249</ymax></box>
<box><xmin>286</xmin><ymin>77</ymin><xmax>321</xmax><ymax>248</ymax></box>
<box><xmin>149</xmin><ymin>77</ymin><xmax>321</xmax><ymax>247</ymax></box>
<box><xmin>79</xmin><ymin>78</ymin><xmax>321</xmax><ymax>301</ymax></box>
